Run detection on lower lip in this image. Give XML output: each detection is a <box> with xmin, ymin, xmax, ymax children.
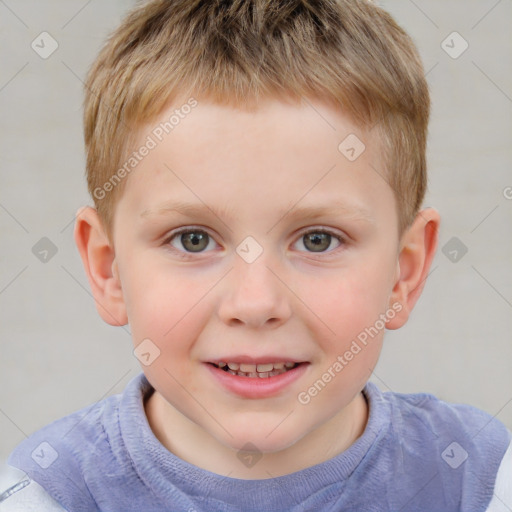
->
<box><xmin>205</xmin><ymin>363</ymin><xmax>309</xmax><ymax>399</ymax></box>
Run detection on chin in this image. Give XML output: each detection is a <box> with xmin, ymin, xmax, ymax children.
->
<box><xmin>212</xmin><ymin>419</ymin><xmax>309</xmax><ymax>454</ymax></box>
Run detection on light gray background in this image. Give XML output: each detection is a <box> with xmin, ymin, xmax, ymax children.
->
<box><xmin>1</xmin><ymin>0</ymin><xmax>511</xmax><ymax>487</ymax></box>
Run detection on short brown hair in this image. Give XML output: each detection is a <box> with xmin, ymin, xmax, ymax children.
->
<box><xmin>84</xmin><ymin>0</ymin><xmax>430</xmax><ymax>238</ymax></box>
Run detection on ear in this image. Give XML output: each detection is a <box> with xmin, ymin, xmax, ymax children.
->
<box><xmin>74</xmin><ymin>206</ymin><xmax>128</xmax><ymax>326</ymax></box>
<box><xmin>386</xmin><ymin>207</ymin><xmax>440</xmax><ymax>330</ymax></box>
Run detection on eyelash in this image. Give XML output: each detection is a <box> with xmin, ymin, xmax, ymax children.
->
<box><xmin>163</xmin><ymin>226</ymin><xmax>346</xmax><ymax>258</ymax></box>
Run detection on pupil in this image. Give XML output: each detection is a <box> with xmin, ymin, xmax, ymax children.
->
<box><xmin>305</xmin><ymin>232</ymin><xmax>330</xmax><ymax>252</ymax></box>
<box><xmin>183</xmin><ymin>232</ymin><xmax>207</xmax><ymax>252</ymax></box>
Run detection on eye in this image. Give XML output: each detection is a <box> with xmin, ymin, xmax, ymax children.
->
<box><xmin>164</xmin><ymin>227</ymin><xmax>345</xmax><ymax>256</ymax></box>
<box><xmin>293</xmin><ymin>228</ymin><xmax>344</xmax><ymax>253</ymax></box>
<box><xmin>166</xmin><ymin>228</ymin><xmax>217</xmax><ymax>254</ymax></box>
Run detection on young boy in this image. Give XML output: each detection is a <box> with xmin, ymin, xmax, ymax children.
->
<box><xmin>1</xmin><ymin>0</ymin><xmax>511</xmax><ymax>510</ymax></box>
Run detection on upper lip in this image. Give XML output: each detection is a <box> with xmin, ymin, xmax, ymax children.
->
<box><xmin>207</xmin><ymin>355</ymin><xmax>306</xmax><ymax>365</ymax></box>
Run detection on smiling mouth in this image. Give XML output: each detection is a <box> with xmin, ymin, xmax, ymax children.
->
<box><xmin>210</xmin><ymin>361</ymin><xmax>300</xmax><ymax>378</ymax></box>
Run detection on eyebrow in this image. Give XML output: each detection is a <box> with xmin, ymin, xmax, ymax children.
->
<box><xmin>140</xmin><ymin>200</ymin><xmax>375</xmax><ymax>225</ymax></box>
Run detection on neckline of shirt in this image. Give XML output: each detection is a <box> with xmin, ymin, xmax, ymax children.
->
<box><xmin>119</xmin><ymin>373</ymin><xmax>390</xmax><ymax>508</ymax></box>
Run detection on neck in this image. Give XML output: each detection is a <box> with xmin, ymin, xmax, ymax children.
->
<box><xmin>145</xmin><ymin>390</ymin><xmax>368</xmax><ymax>479</ymax></box>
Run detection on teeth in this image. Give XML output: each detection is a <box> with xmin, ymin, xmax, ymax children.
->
<box><xmin>256</xmin><ymin>363</ymin><xmax>274</xmax><ymax>372</ymax></box>
<box><xmin>215</xmin><ymin>361</ymin><xmax>298</xmax><ymax>378</ymax></box>
<box><xmin>239</xmin><ymin>363</ymin><xmax>256</xmax><ymax>373</ymax></box>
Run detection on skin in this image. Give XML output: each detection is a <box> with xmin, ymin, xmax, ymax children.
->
<box><xmin>75</xmin><ymin>96</ymin><xmax>440</xmax><ymax>479</ymax></box>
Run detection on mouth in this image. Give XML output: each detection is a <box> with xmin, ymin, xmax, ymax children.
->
<box><xmin>209</xmin><ymin>361</ymin><xmax>300</xmax><ymax>378</ymax></box>
<box><xmin>205</xmin><ymin>359</ymin><xmax>309</xmax><ymax>398</ymax></box>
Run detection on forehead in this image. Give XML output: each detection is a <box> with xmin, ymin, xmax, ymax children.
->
<box><xmin>116</xmin><ymin>97</ymin><xmax>396</xmax><ymax>233</ymax></box>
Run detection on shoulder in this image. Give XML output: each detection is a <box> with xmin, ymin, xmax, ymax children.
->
<box><xmin>5</xmin><ymin>373</ymin><xmax>150</xmax><ymax>511</ymax></box>
<box><xmin>382</xmin><ymin>387</ymin><xmax>511</xmax><ymax>455</ymax></box>
<box><xmin>6</xmin><ymin>385</ymin><xmax>126</xmax><ymax>510</ymax></box>
<box><xmin>486</xmin><ymin>440</ymin><xmax>512</xmax><ymax>511</ymax></box>
<box><xmin>0</xmin><ymin>478</ymin><xmax>66</xmax><ymax>512</ymax></box>
<box><xmin>364</xmin><ymin>383</ymin><xmax>512</xmax><ymax>510</ymax></box>
<box><xmin>8</xmin><ymin>389</ymin><xmax>121</xmax><ymax>470</ymax></box>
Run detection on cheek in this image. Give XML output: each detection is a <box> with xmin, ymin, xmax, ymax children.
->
<box><xmin>297</xmin><ymin>264</ymin><xmax>392</xmax><ymax>345</ymax></box>
<box><xmin>125</xmin><ymin>271</ymin><xmax>210</xmax><ymax>398</ymax></box>
<box><xmin>124</xmin><ymin>277</ymin><xmax>225</xmax><ymax>407</ymax></box>
<box><xmin>119</xmin><ymin>259</ymin><xmax>209</xmax><ymax>351</ymax></box>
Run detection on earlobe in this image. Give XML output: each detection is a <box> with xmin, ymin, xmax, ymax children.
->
<box><xmin>386</xmin><ymin>208</ymin><xmax>440</xmax><ymax>330</ymax></box>
<box><xmin>74</xmin><ymin>206</ymin><xmax>128</xmax><ymax>326</ymax></box>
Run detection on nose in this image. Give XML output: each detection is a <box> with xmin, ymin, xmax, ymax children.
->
<box><xmin>216</xmin><ymin>255</ymin><xmax>292</xmax><ymax>329</ymax></box>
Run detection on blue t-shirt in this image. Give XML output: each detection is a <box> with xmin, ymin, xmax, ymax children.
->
<box><xmin>2</xmin><ymin>373</ymin><xmax>511</xmax><ymax>511</ymax></box>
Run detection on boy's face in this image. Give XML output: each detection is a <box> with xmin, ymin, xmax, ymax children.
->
<box><xmin>109</xmin><ymin>97</ymin><xmax>402</xmax><ymax>454</ymax></box>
